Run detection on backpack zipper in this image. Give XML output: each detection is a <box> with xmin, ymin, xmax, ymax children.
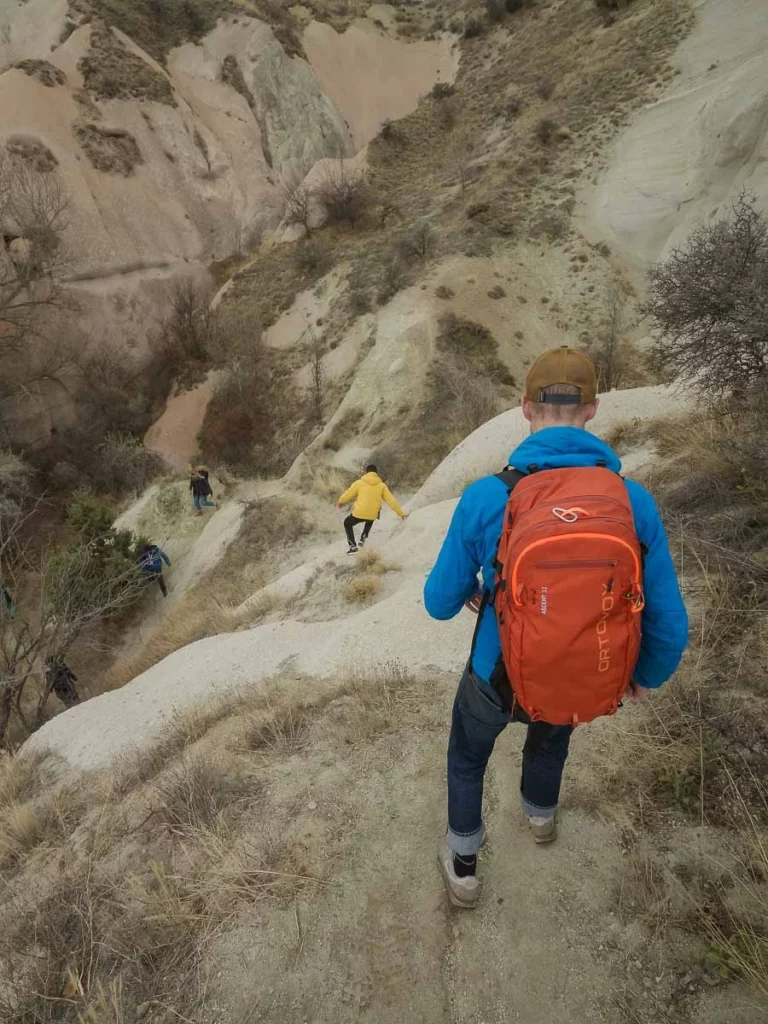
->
<box><xmin>512</xmin><ymin>534</ymin><xmax>641</xmax><ymax>604</ymax></box>
<box><xmin>535</xmin><ymin>559</ymin><xmax>618</xmax><ymax>570</ymax></box>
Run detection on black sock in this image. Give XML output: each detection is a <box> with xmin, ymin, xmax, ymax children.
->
<box><xmin>453</xmin><ymin>853</ymin><xmax>477</xmax><ymax>878</ymax></box>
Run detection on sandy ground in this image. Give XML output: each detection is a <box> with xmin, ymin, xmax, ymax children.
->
<box><xmin>580</xmin><ymin>0</ymin><xmax>768</xmax><ymax>274</ymax></box>
<box><xmin>304</xmin><ymin>20</ymin><xmax>459</xmax><ymax>150</ymax></box>
<box><xmin>211</xmin><ymin>690</ymin><xmax>634</xmax><ymax>1024</ymax></box>
<box><xmin>143</xmin><ymin>373</ymin><xmax>220</xmax><ymax>471</ymax></box>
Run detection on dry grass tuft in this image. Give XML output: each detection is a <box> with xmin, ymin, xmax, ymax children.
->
<box><xmin>307</xmin><ymin>462</ymin><xmax>349</xmax><ymax>501</ymax></box>
<box><xmin>344</xmin><ymin>573</ymin><xmax>382</xmax><ymax>603</ymax></box>
<box><xmin>242</xmin><ymin>704</ymin><xmax>309</xmax><ymax>755</ymax></box>
<box><xmin>154</xmin><ymin>756</ymin><xmax>234</xmax><ymax>831</ymax></box>
<box><xmin>0</xmin><ymin>753</ymin><xmax>42</xmax><ymax>809</ymax></box>
<box><xmin>617</xmin><ymin>851</ymin><xmax>676</xmax><ymax>939</ymax></box>
<box><xmin>0</xmin><ymin>802</ymin><xmax>41</xmax><ymax>865</ymax></box>
<box><xmin>357</xmin><ymin>547</ymin><xmax>401</xmax><ymax>574</ymax></box>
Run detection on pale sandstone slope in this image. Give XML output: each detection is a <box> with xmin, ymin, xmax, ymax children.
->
<box><xmin>0</xmin><ymin>6</ymin><xmax>456</xmax><ymax>342</ymax></box>
<box><xmin>582</xmin><ymin>0</ymin><xmax>768</xmax><ymax>271</ymax></box>
<box><xmin>25</xmin><ymin>385</ymin><xmax>678</xmax><ymax>774</ymax></box>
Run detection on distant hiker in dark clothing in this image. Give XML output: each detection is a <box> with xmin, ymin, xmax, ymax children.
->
<box><xmin>139</xmin><ymin>543</ymin><xmax>171</xmax><ymax>597</ymax></box>
<box><xmin>190</xmin><ymin>465</ymin><xmax>216</xmax><ymax>515</ymax></box>
<box><xmin>0</xmin><ymin>583</ymin><xmax>15</xmax><ymax>620</ymax></box>
<box><xmin>45</xmin><ymin>658</ymin><xmax>80</xmax><ymax>709</ymax></box>
<box><xmin>336</xmin><ymin>465</ymin><xmax>408</xmax><ymax>554</ymax></box>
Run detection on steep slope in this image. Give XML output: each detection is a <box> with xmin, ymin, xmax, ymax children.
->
<box><xmin>0</xmin><ymin>4</ymin><xmax>457</xmax><ymax>346</ymax></box>
<box><xmin>582</xmin><ymin>0</ymin><xmax>768</xmax><ymax>272</ymax></box>
<box><xmin>25</xmin><ymin>384</ymin><xmax>681</xmax><ymax>773</ymax></box>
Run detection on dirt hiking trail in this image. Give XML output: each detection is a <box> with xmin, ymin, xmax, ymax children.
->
<box><xmin>211</xmin><ymin>695</ymin><xmax>626</xmax><ymax>1024</ymax></box>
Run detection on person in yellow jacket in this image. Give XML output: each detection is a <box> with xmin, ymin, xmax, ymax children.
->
<box><xmin>336</xmin><ymin>464</ymin><xmax>408</xmax><ymax>553</ymax></box>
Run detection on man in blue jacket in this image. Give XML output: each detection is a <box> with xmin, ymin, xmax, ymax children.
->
<box><xmin>139</xmin><ymin>542</ymin><xmax>171</xmax><ymax>598</ymax></box>
<box><xmin>424</xmin><ymin>347</ymin><xmax>688</xmax><ymax>908</ymax></box>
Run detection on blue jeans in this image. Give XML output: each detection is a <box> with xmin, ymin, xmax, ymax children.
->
<box><xmin>447</xmin><ymin>666</ymin><xmax>573</xmax><ymax>856</ymax></box>
<box><xmin>193</xmin><ymin>494</ymin><xmax>215</xmax><ymax>511</ymax></box>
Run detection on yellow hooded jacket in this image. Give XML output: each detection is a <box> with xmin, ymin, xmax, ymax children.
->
<box><xmin>338</xmin><ymin>472</ymin><xmax>405</xmax><ymax>521</ymax></box>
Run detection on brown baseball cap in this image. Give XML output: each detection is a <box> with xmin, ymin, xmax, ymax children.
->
<box><xmin>525</xmin><ymin>346</ymin><xmax>598</xmax><ymax>405</ymax></box>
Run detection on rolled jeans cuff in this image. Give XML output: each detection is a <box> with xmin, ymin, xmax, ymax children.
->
<box><xmin>447</xmin><ymin>823</ymin><xmax>485</xmax><ymax>857</ymax></box>
<box><xmin>521</xmin><ymin>794</ymin><xmax>557</xmax><ymax>818</ymax></box>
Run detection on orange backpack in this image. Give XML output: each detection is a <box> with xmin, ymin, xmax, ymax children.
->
<box><xmin>493</xmin><ymin>465</ymin><xmax>645</xmax><ymax>726</ymax></box>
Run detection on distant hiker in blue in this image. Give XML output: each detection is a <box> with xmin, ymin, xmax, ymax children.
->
<box><xmin>139</xmin><ymin>542</ymin><xmax>171</xmax><ymax>598</ymax></box>
<box><xmin>425</xmin><ymin>346</ymin><xmax>688</xmax><ymax>909</ymax></box>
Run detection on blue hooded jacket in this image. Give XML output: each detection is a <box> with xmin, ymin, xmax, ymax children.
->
<box><xmin>424</xmin><ymin>426</ymin><xmax>688</xmax><ymax>689</ymax></box>
<box><xmin>140</xmin><ymin>544</ymin><xmax>171</xmax><ymax>574</ymax></box>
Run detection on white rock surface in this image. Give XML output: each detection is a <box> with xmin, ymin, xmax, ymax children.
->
<box><xmin>26</xmin><ymin>385</ymin><xmax>681</xmax><ymax>773</ymax></box>
<box><xmin>410</xmin><ymin>385</ymin><xmax>689</xmax><ymax>511</ymax></box>
<box><xmin>582</xmin><ymin>0</ymin><xmax>768</xmax><ymax>271</ymax></box>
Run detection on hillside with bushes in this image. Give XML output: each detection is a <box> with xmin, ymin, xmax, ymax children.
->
<box><xmin>0</xmin><ymin>0</ymin><xmax>767</xmax><ymax>1022</ymax></box>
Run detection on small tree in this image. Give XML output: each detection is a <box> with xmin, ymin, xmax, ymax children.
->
<box><xmin>304</xmin><ymin>327</ymin><xmax>325</xmax><ymax>425</ymax></box>
<box><xmin>0</xmin><ymin>478</ymin><xmax>146</xmax><ymax>743</ymax></box>
<box><xmin>448</xmin><ymin>132</ymin><xmax>477</xmax><ymax>194</ymax></box>
<box><xmin>0</xmin><ymin>150</ymin><xmax>67</xmax><ymax>349</ymax></box>
<box><xmin>315</xmin><ymin>157</ymin><xmax>368</xmax><ymax>228</ymax></box>
<box><xmin>284</xmin><ymin>183</ymin><xmax>314</xmax><ymax>236</ymax></box>
<box><xmin>642</xmin><ymin>192</ymin><xmax>768</xmax><ymax>399</ymax></box>
<box><xmin>591</xmin><ymin>280</ymin><xmax>626</xmax><ymax>392</ymax></box>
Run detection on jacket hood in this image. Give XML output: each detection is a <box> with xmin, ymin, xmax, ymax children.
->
<box><xmin>508</xmin><ymin>426</ymin><xmax>622</xmax><ymax>474</ymax></box>
<box><xmin>361</xmin><ymin>472</ymin><xmax>382</xmax><ymax>484</ymax></box>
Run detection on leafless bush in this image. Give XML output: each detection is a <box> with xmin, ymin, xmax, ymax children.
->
<box><xmin>536</xmin><ymin>118</ymin><xmax>558</xmax><ymax>144</ymax></box>
<box><xmin>594</xmin><ymin>0</ymin><xmax>635</xmax><ymax>9</ymax></box>
<box><xmin>293</xmin><ymin>238</ymin><xmax>331</xmax><ymax>276</ymax></box>
<box><xmin>377</xmin><ymin>256</ymin><xmax>407</xmax><ymax>304</ymax></box>
<box><xmin>589</xmin><ymin>280</ymin><xmax>649</xmax><ymax>391</ymax></box>
<box><xmin>304</xmin><ymin>326</ymin><xmax>325</xmax><ymax>424</ymax></box>
<box><xmin>642</xmin><ymin>193</ymin><xmax>768</xmax><ymax>399</ymax></box>
<box><xmin>315</xmin><ymin>158</ymin><xmax>368</xmax><ymax>227</ymax></box>
<box><xmin>0</xmin><ymin>150</ymin><xmax>69</xmax><ymax>427</ymax></box>
<box><xmin>485</xmin><ymin>0</ymin><xmax>506</xmax><ymax>22</ymax></box>
<box><xmin>433</xmin><ymin>352</ymin><xmax>501</xmax><ymax>439</ymax></box>
<box><xmin>95</xmin><ymin>433</ymin><xmax>161</xmax><ymax>496</ymax></box>
<box><xmin>0</xmin><ymin>476</ymin><xmax>146</xmax><ymax>743</ymax></box>
<box><xmin>153</xmin><ymin>277</ymin><xmax>218</xmax><ymax>371</ymax></box>
<box><xmin>448</xmin><ymin>132</ymin><xmax>478</xmax><ymax>194</ymax></box>
<box><xmin>537</xmin><ymin>78</ymin><xmax>555</xmax><ymax>100</ymax></box>
<box><xmin>396</xmin><ymin>222</ymin><xmax>437</xmax><ymax>263</ymax></box>
<box><xmin>284</xmin><ymin>182</ymin><xmax>314</xmax><ymax>235</ymax></box>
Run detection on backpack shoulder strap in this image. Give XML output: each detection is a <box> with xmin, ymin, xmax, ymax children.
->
<box><xmin>468</xmin><ymin>468</ymin><xmax>526</xmax><ymax>669</ymax></box>
<box><xmin>495</xmin><ymin>467</ymin><xmax>526</xmax><ymax>493</ymax></box>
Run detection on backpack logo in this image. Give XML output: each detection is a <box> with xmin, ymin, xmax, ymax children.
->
<box><xmin>597</xmin><ymin>582</ymin><xmax>614</xmax><ymax>673</ymax></box>
<box><xmin>553</xmin><ymin>506</ymin><xmax>589</xmax><ymax>523</ymax></box>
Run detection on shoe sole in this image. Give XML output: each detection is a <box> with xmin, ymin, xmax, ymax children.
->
<box><xmin>437</xmin><ymin>853</ymin><xmax>479</xmax><ymax>909</ymax></box>
<box><xmin>532</xmin><ymin>826</ymin><xmax>557</xmax><ymax>845</ymax></box>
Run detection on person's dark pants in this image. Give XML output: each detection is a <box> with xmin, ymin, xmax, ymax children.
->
<box><xmin>147</xmin><ymin>570</ymin><xmax>168</xmax><ymax>597</ymax></box>
<box><xmin>447</xmin><ymin>665</ymin><xmax>573</xmax><ymax>856</ymax></box>
<box><xmin>53</xmin><ymin>682</ymin><xmax>80</xmax><ymax>708</ymax></box>
<box><xmin>344</xmin><ymin>514</ymin><xmax>375</xmax><ymax>547</ymax></box>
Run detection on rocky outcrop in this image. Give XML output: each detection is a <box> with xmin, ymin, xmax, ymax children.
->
<box><xmin>582</xmin><ymin>0</ymin><xmax>768</xmax><ymax>272</ymax></box>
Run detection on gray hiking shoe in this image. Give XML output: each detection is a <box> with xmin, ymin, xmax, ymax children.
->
<box><xmin>529</xmin><ymin>814</ymin><xmax>557</xmax><ymax>844</ymax></box>
<box><xmin>347</xmin><ymin>545</ymin><xmax>358</xmax><ymax>555</ymax></box>
<box><xmin>437</xmin><ymin>839</ymin><xmax>480</xmax><ymax>908</ymax></box>
<box><xmin>358</xmin><ymin>536</ymin><xmax>366</xmax><ymax>549</ymax></box>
